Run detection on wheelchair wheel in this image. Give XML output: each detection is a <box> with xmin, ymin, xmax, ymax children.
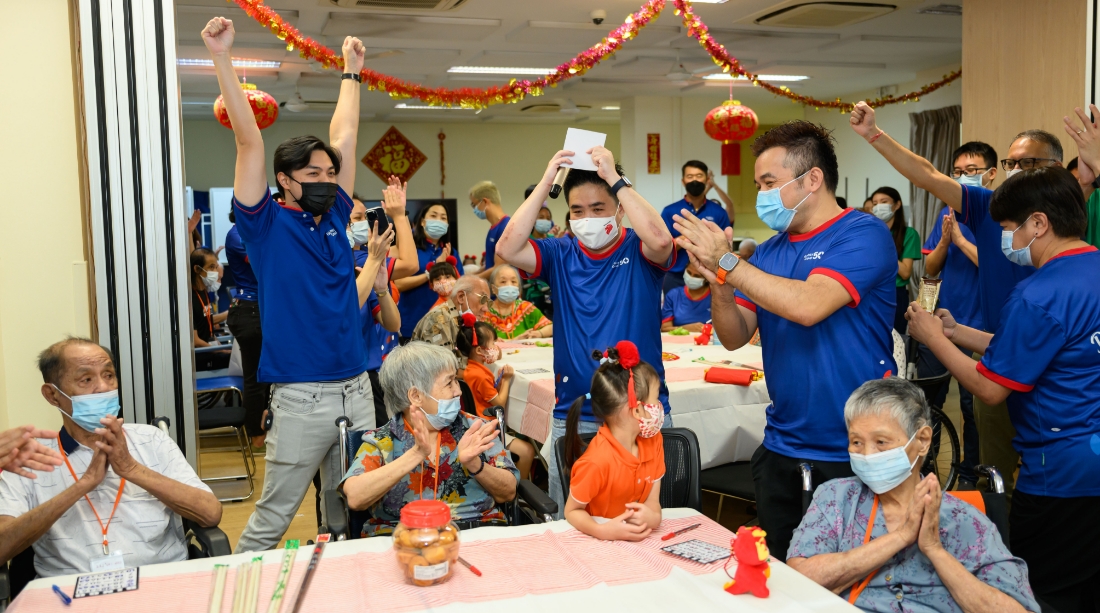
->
<box><xmin>922</xmin><ymin>406</ymin><xmax>960</xmax><ymax>491</ymax></box>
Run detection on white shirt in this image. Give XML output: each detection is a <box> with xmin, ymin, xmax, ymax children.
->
<box><xmin>0</xmin><ymin>424</ymin><xmax>212</xmax><ymax>577</ymax></box>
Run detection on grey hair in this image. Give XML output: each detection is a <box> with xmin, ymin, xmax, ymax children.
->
<box><xmin>378</xmin><ymin>342</ymin><xmax>458</xmax><ymax>418</ymax></box>
<box><xmin>452</xmin><ymin>275</ymin><xmax>488</xmax><ymax>298</ymax></box>
<box><xmin>843</xmin><ymin>378</ymin><xmax>930</xmax><ymax>438</ymax></box>
<box><xmin>1013</xmin><ymin>129</ymin><xmax>1064</xmax><ymax>162</ymax></box>
<box><xmin>488</xmin><ymin>264</ymin><xmax>523</xmax><ymax>293</ymax></box>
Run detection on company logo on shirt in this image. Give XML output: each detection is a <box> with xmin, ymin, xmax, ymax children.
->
<box><xmin>1091</xmin><ymin>331</ymin><xmax>1100</xmax><ymax>353</ymax></box>
<box><xmin>611</xmin><ymin>257</ymin><xmax>631</xmax><ymax>269</ymax></box>
<box><xmin>326</xmin><ymin>228</ymin><xmax>338</xmax><ymax>237</ymax></box>
<box><xmin>803</xmin><ymin>251</ymin><xmax>825</xmax><ymax>261</ymax></box>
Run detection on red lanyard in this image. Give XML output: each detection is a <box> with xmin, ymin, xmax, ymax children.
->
<box><xmin>58</xmin><ymin>436</ymin><xmax>126</xmax><ymax>555</ymax></box>
<box><xmin>403</xmin><ymin>417</ymin><xmax>442</xmax><ymax>500</ymax></box>
<box><xmin>848</xmin><ymin>494</ymin><xmax>881</xmax><ymax>605</ymax></box>
<box><xmin>195</xmin><ymin>290</ymin><xmax>214</xmax><ymax>338</ymax></box>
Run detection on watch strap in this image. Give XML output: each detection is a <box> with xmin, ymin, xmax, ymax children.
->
<box><xmin>342</xmin><ymin>72</ymin><xmax>362</xmax><ymax>83</ymax></box>
<box><xmin>715</xmin><ymin>267</ymin><xmax>729</xmax><ymax>285</ymax></box>
<box><xmin>610</xmin><ymin>177</ymin><xmax>630</xmax><ymax>196</ymax></box>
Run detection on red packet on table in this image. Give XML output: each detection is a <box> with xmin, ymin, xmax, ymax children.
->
<box><xmin>704</xmin><ymin>367</ymin><xmax>761</xmax><ymax>386</ymax></box>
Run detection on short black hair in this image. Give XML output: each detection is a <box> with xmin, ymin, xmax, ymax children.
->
<box><xmin>190</xmin><ymin>247</ymin><xmax>216</xmax><ymax>273</ymax></box>
<box><xmin>456</xmin><ymin>321</ymin><xmax>497</xmax><ymax>358</ymax></box>
<box><xmin>1067</xmin><ymin>157</ymin><xmax>1079</xmax><ymax>172</ymax></box>
<box><xmin>411</xmin><ymin>203</ymin><xmax>449</xmax><ymax>251</ymax></box>
<box><xmin>871</xmin><ymin>187</ymin><xmax>908</xmax><ymax>256</ymax></box>
<box><xmin>427</xmin><ymin>261</ymin><xmax>458</xmax><ymax>283</ymax></box>
<box><xmin>272</xmin><ymin>135</ymin><xmax>342</xmax><ymax>197</ymax></box>
<box><xmin>37</xmin><ymin>337</ymin><xmax>115</xmax><ymax>386</ymax></box>
<box><xmin>990</xmin><ymin>167</ymin><xmax>1087</xmax><ymax>238</ymax></box>
<box><xmin>1013</xmin><ymin>129</ymin><xmax>1063</xmax><ymax>162</ymax></box>
<box><xmin>682</xmin><ymin>160</ymin><xmax>708</xmax><ymax>176</ymax></box>
<box><xmin>563</xmin><ymin>165</ymin><xmax>625</xmax><ymax>203</ymax></box>
<box><xmin>525</xmin><ymin>185</ymin><xmax>538</xmax><ymax>200</ymax></box>
<box><xmin>228</xmin><ymin>209</ymin><xmax>236</xmax><ymax>224</ymax></box>
<box><xmin>750</xmin><ymin>121</ymin><xmax>839</xmax><ymax>193</ymax></box>
<box><xmin>836</xmin><ymin>196</ymin><xmax>847</xmax><ymax>209</ymax></box>
<box><xmin>952</xmin><ymin>141</ymin><xmax>998</xmax><ymax>169</ymax></box>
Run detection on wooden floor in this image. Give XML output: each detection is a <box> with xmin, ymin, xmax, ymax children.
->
<box><xmin>199</xmin><ymin>388</ymin><xmax>969</xmax><ymax>547</ymax></box>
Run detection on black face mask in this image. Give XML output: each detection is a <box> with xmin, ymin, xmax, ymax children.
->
<box><xmin>290</xmin><ymin>178</ymin><xmax>338</xmax><ymax>216</ymax></box>
<box><xmin>685</xmin><ymin>180</ymin><xmax>706</xmax><ymax>198</ymax></box>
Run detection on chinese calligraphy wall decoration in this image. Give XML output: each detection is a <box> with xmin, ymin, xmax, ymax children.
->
<box><xmin>647</xmin><ymin>133</ymin><xmax>660</xmax><ymax>174</ymax></box>
<box><xmin>361</xmin><ymin>126</ymin><xmax>427</xmax><ymax>183</ymax></box>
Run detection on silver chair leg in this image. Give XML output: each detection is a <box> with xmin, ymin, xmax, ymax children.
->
<box><xmin>200</xmin><ymin>425</ymin><xmax>255</xmax><ymax>503</ymax></box>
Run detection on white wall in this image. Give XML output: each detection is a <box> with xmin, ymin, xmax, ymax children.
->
<box><xmin>182</xmin><ymin>120</ymin><xmax>620</xmax><ymax>259</ymax></box>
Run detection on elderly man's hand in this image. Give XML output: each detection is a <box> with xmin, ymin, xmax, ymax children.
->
<box><xmin>673</xmin><ymin>208</ymin><xmax>734</xmax><ymax>272</ymax></box>
<box><xmin>905</xmin><ymin>302</ymin><xmax>944</xmax><ymax>345</ymax></box>
<box><xmin>916</xmin><ymin>474</ymin><xmax>945</xmax><ymax>555</ymax></box>
<box><xmin>0</xmin><ymin>426</ymin><xmax>62</xmax><ymax>479</ymax></box>
<box><xmin>78</xmin><ymin>450</ymin><xmax>109</xmax><ymax>494</ymax></box>
<box><xmin>457</xmin><ymin>418</ymin><xmax>500</xmax><ymax>470</ymax></box>
<box><xmin>94</xmin><ymin>416</ymin><xmax>140</xmax><ymax>478</ymax></box>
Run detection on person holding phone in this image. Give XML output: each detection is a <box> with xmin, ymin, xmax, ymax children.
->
<box><xmin>394</xmin><ymin>203</ymin><xmax>462</xmax><ymax>341</ymax></box>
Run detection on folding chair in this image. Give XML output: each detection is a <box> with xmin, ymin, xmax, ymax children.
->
<box><xmin>195</xmin><ymin>375</ymin><xmax>255</xmax><ymax>502</ymax></box>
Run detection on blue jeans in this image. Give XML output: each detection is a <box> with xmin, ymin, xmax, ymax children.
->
<box><xmin>545</xmin><ymin>412</ymin><xmax>674</xmax><ymax>519</ymax></box>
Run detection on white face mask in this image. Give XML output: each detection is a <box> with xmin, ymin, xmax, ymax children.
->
<box><xmin>683</xmin><ymin>272</ymin><xmax>706</xmax><ymax>290</ymax></box>
<box><xmin>872</xmin><ymin>203</ymin><xmax>895</xmax><ymax>221</ymax></box>
<box><xmin>570</xmin><ymin>215</ymin><xmax>620</xmax><ymax>251</ymax></box>
<box><xmin>202</xmin><ymin>270</ymin><xmax>221</xmax><ymax>293</ymax></box>
<box><xmin>348</xmin><ymin>220</ymin><xmax>371</xmax><ymax>247</ymax></box>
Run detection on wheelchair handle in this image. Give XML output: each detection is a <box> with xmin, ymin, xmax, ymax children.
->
<box><xmin>493</xmin><ymin>407</ymin><xmax>506</xmax><ymax>446</ymax></box>
<box><xmin>336</xmin><ymin>417</ymin><xmax>352</xmax><ymax>476</ymax></box>
<box><xmin>152</xmin><ymin>417</ymin><xmax>171</xmax><ymax>435</ymax></box>
<box><xmin>797</xmin><ymin>462</ymin><xmax>813</xmax><ymax>491</ymax></box>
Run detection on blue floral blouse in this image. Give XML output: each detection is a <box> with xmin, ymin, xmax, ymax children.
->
<box><xmin>789</xmin><ymin>478</ymin><xmax>1039</xmax><ymax>613</ymax></box>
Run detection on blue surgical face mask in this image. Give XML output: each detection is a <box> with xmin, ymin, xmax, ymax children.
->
<box><xmin>496</xmin><ymin>285</ymin><xmax>520</xmax><ymax>303</ymax></box>
<box><xmin>534</xmin><ymin>219</ymin><xmax>554</xmax><ymax>234</ymax></box>
<box><xmin>348</xmin><ymin>220</ymin><xmax>371</xmax><ymax>247</ymax></box>
<box><xmin>424</xmin><ymin>220</ymin><xmax>449</xmax><ymax>240</ymax></box>
<box><xmin>421</xmin><ymin>393</ymin><xmax>461</xmax><ymax>430</ymax></box>
<box><xmin>683</xmin><ymin>272</ymin><xmax>706</xmax><ymax>290</ymax></box>
<box><xmin>52</xmin><ymin>385</ymin><xmax>120</xmax><ymax>432</ymax></box>
<box><xmin>849</xmin><ymin>431</ymin><xmax>920</xmax><ymax>494</ymax></box>
<box><xmin>956</xmin><ymin>171</ymin><xmax>988</xmax><ymax>188</ymax></box>
<box><xmin>755</xmin><ymin>171</ymin><xmax>812</xmax><ymax>232</ymax></box>
<box><xmin>473</xmin><ymin>204</ymin><xmax>487</xmax><ymax>220</ymax></box>
<box><xmin>1001</xmin><ymin>215</ymin><xmax>1036</xmax><ymax>267</ymax></box>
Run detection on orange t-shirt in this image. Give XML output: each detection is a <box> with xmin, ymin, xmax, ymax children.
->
<box><xmin>568</xmin><ymin>425</ymin><xmax>665</xmax><ymax>519</ymax></box>
<box><xmin>463</xmin><ymin>361</ymin><xmax>499</xmax><ymax>420</ymax></box>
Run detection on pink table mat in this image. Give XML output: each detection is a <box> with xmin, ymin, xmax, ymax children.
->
<box><xmin>518</xmin><ymin>378</ymin><xmax>555</xmax><ymax>442</ymax></box>
<box><xmin>664</xmin><ymin>366</ymin><xmax>707</xmax><ymax>382</ymax></box>
<box><xmin>12</xmin><ymin>518</ymin><xmax>734</xmax><ymax>613</ymax></box>
<box><xmin>663</xmin><ymin>334</ymin><xmax>698</xmax><ymax>344</ymax></box>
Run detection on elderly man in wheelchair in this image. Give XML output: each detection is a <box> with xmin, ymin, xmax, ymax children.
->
<box><xmin>333</xmin><ymin>342</ymin><xmax>554</xmax><ymax>539</ymax></box>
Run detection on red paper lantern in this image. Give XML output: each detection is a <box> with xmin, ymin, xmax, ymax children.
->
<box><xmin>214</xmin><ymin>82</ymin><xmax>279</xmax><ymax>130</ymax></box>
<box><xmin>705</xmin><ymin>100</ymin><xmax>758</xmax><ymax>176</ymax></box>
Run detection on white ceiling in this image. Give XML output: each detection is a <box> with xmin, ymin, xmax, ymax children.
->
<box><xmin>175</xmin><ymin>0</ymin><xmax>962</xmax><ymax>123</ymax></box>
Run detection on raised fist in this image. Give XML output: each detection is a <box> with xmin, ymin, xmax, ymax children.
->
<box><xmin>201</xmin><ymin>17</ymin><xmax>235</xmax><ymax>56</ymax></box>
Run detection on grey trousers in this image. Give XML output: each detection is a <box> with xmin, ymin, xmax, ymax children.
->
<box><xmin>234</xmin><ymin>371</ymin><xmax>373</xmax><ymax>553</ymax></box>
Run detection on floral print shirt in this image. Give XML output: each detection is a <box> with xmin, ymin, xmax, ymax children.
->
<box><xmin>340</xmin><ymin>411</ymin><xmax>519</xmax><ymax>537</ymax></box>
<box><xmin>484</xmin><ymin>299</ymin><xmax>550</xmax><ymax>340</ymax></box>
<box><xmin>789</xmin><ymin>477</ymin><xmax>1038</xmax><ymax>613</ymax></box>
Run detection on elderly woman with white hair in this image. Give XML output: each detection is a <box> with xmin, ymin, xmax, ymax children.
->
<box><xmin>484</xmin><ymin>265</ymin><xmax>552</xmax><ymax>340</ymax></box>
<box><xmin>339</xmin><ymin>342</ymin><xmax>518</xmax><ymax>537</ymax></box>
<box><xmin>786</xmin><ymin>378</ymin><xmax>1038</xmax><ymax>613</ymax></box>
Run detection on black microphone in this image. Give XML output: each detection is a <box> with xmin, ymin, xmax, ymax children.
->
<box><xmin>548</xmin><ymin>166</ymin><xmax>570</xmax><ymax>199</ymax></box>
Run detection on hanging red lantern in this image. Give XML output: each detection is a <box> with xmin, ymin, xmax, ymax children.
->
<box><xmin>214</xmin><ymin>82</ymin><xmax>279</xmax><ymax>130</ymax></box>
<box><xmin>704</xmin><ymin>100</ymin><xmax>758</xmax><ymax>176</ymax></box>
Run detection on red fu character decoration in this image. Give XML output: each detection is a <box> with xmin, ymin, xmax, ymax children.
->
<box><xmin>724</xmin><ymin>525</ymin><xmax>771</xmax><ymax>598</ymax></box>
<box><xmin>704</xmin><ymin>100</ymin><xmax>758</xmax><ymax>176</ymax></box>
<box><xmin>214</xmin><ymin>82</ymin><xmax>279</xmax><ymax>130</ymax></box>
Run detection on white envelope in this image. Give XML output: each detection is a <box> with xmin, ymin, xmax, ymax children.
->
<box><xmin>562</xmin><ymin>128</ymin><xmax>607</xmax><ymax>171</ymax></box>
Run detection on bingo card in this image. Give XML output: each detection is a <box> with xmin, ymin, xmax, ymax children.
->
<box><xmin>660</xmin><ymin>539</ymin><xmax>730</xmax><ymax>565</ymax></box>
<box><xmin>74</xmin><ymin>567</ymin><xmax>139</xmax><ymax>598</ymax></box>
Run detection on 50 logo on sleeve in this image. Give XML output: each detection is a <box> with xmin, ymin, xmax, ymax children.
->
<box><xmin>803</xmin><ymin>251</ymin><xmax>825</xmax><ymax>261</ymax></box>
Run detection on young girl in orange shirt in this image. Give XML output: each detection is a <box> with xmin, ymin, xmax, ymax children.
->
<box><xmin>564</xmin><ymin>340</ymin><xmax>665</xmax><ymax>541</ymax></box>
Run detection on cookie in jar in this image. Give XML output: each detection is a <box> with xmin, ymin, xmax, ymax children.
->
<box><xmin>393</xmin><ymin>499</ymin><xmax>461</xmax><ymax>586</ymax></box>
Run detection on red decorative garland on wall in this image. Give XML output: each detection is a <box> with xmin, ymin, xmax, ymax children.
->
<box><xmin>229</xmin><ymin>0</ymin><xmax>960</xmax><ymax>112</ymax></box>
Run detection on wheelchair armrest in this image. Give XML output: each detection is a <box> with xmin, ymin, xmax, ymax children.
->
<box><xmin>517</xmin><ymin>479</ymin><xmax>557</xmax><ymax>522</ymax></box>
<box><xmin>320</xmin><ymin>489</ymin><xmax>350</xmax><ymax>541</ymax></box>
<box><xmin>0</xmin><ymin>565</ymin><xmax>9</xmax><ymax>609</ymax></box>
<box><xmin>798</xmin><ymin>462</ymin><xmax>814</xmax><ymax>515</ymax></box>
<box><xmin>183</xmin><ymin>518</ymin><xmax>232</xmax><ymax>558</ymax></box>
<box><xmin>974</xmin><ymin>465</ymin><xmax>1005</xmax><ymax>494</ymax></box>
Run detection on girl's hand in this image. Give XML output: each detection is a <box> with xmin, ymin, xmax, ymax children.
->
<box><xmin>624</xmin><ymin>502</ymin><xmax>660</xmax><ymax>530</ymax></box>
<box><xmin>541</xmin><ymin>150</ymin><xmax>574</xmax><ymax>187</ymax></box>
<box><xmin>500</xmin><ymin>365</ymin><xmax>514</xmax><ymax>380</ymax></box>
<box><xmin>599</xmin><ymin>508</ymin><xmax>653</xmax><ymax>542</ymax></box>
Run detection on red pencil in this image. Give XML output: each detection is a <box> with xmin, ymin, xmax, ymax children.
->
<box><xmin>661</xmin><ymin>523</ymin><xmax>702</xmax><ymax>541</ymax></box>
<box><xmin>457</xmin><ymin>556</ymin><xmax>482</xmax><ymax>577</ymax></box>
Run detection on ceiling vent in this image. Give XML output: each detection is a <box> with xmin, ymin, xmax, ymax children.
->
<box><xmin>739</xmin><ymin>1</ymin><xmax>922</xmax><ymax>28</ymax></box>
<box><xmin>328</xmin><ymin>0</ymin><xmax>468</xmax><ymax>11</ymax></box>
<box><xmin>916</xmin><ymin>4</ymin><xmax>961</xmax><ymax>15</ymax></box>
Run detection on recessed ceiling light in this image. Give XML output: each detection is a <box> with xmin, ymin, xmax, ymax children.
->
<box><xmin>703</xmin><ymin>73</ymin><xmax>809</xmax><ymax>82</ymax></box>
<box><xmin>178</xmin><ymin>58</ymin><xmax>282</xmax><ymax>69</ymax></box>
<box><xmin>601</xmin><ymin>105</ymin><xmax>621</xmax><ymax>111</ymax></box>
<box><xmin>447</xmin><ymin>66</ymin><xmax>556</xmax><ymax>76</ymax></box>
<box><xmin>394</xmin><ymin>103</ymin><xmax>473</xmax><ymax>110</ymax></box>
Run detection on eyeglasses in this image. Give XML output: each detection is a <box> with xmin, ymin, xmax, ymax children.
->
<box><xmin>950</xmin><ymin>167</ymin><xmax>990</xmax><ymax>178</ymax></box>
<box><xmin>1000</xmin><ymin>158</ymin><xmax>1058</xmax><ymax>171</ymax></box>
<box><xmin>470</xmin><ymin>292</ymin><xmax>491</xmax><ymax>306</ymax></box>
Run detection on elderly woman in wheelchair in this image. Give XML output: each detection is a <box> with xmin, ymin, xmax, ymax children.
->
<box><xmin>339</xmin><ymin>342</ymin><xmax>518</xmax><ymax>537</ymax></box>
<box><xmin>786</xmin><ymin>378</ymin><xmax>1039</xmax><ymax>613</ymax></box>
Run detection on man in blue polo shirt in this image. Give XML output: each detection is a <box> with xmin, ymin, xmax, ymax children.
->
<box><xmin>203</xmin><ymin>18</ymin><xmax>388</xmax><ymax>552</ymax></box>
<box><xmin>224</xmin><ymin>209</ymin><xmax>268</xmax><ymax>450</ymax></box>
<box><xmin>850</xmin><ymin>102</ymin><xmax>1053</xmax><ymax>498</ymax></box>
<box><xmin>497</xmin><ymin>145</ymin><xmax>674</xmax><ymax>515</ymax></box>
<box><xmin>469</xmin><ymin>181</ymin><xmax>510</xmax><ymax>279</ymax></box>
<box><xmin>907</xmin><ymin>167</ymin><xmax>1100</xmax><ymax>612</ymax></box>
<box><xmin>660</xmin><ymin>161</ymin><xmax>734</xmax><ymax>293</ymax></box>
<box><xmin>674</xmin><ymin>121</ymin><xmax>896</xmax><ymax>560</ymax></box>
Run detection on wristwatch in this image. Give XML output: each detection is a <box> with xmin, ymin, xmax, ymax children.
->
<box><xmin>715</xmin><ymin>252</ymin><xmax>740</xmax><ymax>285</ymax></box>
<box><xmin>342</xmin><ymin>72</ymin><xmax>362</xmax><ymax>83</ymax></box>
<box><xmin>610</xmin><ymin>175</ymin><xmax>633</xmax><ymax>197</ymax></box>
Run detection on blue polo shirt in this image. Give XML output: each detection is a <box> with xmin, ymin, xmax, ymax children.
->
<box><xmin>355</xmin><ymin>251</ymin><xmax>399</xmax><ymax>371</ymax></box>
<box><xmin>978</xmin><ymin>246</ymin><xmax>1100</xmax><ymax>497</ymax></box>
<box><xmin>958</xmin><ymin>185</ymin><xmax>1035</xmax><ymax>331</ymax></box>
<box><xmin>484</xmin><ymin>216</ymin><xmax>509</xmax><ymax>269</ymax></box>
<box><xmin>661</xmin><ymin>199</ymin><xmax>731</xmax><ymax>274</ymax></box>
<box><xmin>232</xmin><ymin>187</ymin><xmax>366</xmax><ymax>383</ymax></box>
<box><xmin>735</xmin><ymin>209</ymin><xmax>897</xmax><ymax>462</ymax></box>
<box><xmin>524</xmin><ymin>229</ymin><xmax>672</xmax><ymax>420</ymax></box>
<box><xmin>921</xmin><ymin>209</ymin><xmax>983</xmax><ymax>330</ymax></box>
<box><xmin>661</xmin><ymin>287</ymin><xmax>712</xmax><ymax>327</ymax></box>
<box><xmin>224</xmin><ymin>225</ymin><xmax>258</xmax><ymax>301</ymax></box>
<box><xmin>397</xmin><ymin>242</ymin><xmax>462</xmax><ymax>338</ymax></box>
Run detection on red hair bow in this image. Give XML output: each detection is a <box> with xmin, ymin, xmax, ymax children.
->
<box><xmin>460</xmin><ymin>313</ymin><xmax>478</xmax><ymax>346</ymax></box>
<box><xmin>614</xmin><ymin>340</ymin><xmax>640</xmax><ymax>407</ymax></box>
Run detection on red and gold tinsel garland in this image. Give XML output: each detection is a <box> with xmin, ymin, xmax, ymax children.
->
<box><xmin>230</xmin><ymin>0</ymin><xmax>664</xmax><ymax>109</ymax></box>
<box><xmin>671</xmin><ymin>0</ymin><xmax>960</xmax><ymax>113</ymax></box>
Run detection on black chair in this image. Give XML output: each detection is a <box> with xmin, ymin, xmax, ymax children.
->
<box><xmin>700</xmin><ymin>457</ymin><xmax>814</xmax><ymax>525</ymax></box>
<box><xmin>553</xmin><ymin>427</ymin><xmax>702</xmax><ymax>512</ymax></box>
<box><xmin>195</xmin><ymin>376</ymin><xmax>255</xmax><ymax>502</ymax></box>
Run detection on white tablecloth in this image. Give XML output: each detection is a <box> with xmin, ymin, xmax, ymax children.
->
<box><xmin>19</xmin><ymin>509</ymin><xmax>856</xmax><ymax>613</ymax></box>
<box><xmin>496</xmin><ymin>335</ymin><xmax>771</xmax><ymax>469</ymax></box>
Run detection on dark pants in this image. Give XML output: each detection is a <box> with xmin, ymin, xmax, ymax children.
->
<box><xmin>1011</xmin><ymin>491</ymin><xmax>1100</xmax><ymax>613</ymax></box>
<box><xmin>893</xmin><ymin>285</ymin><xmax>909</xmax><ymax>336</ymax></box>
<box><xmin>750</xmin><ymin>446</ymin><xmax>854</xmax><ymax>562</ymax></box>
<box><xmin>226</xmin><ymin>300</ymin><xmax>270</xmax><ymax>440</ymax></box>
<box><xmin>663</xmin><ymin>271</ymin><xmax>686</xmax><ymax>294</ymax></box>
<box><xmin>915</xmin><ymin>344</ymin><xmax>978</xmax><ymax>484</ymax></box>
<box><xmin>368</xmin><ymin>369</ymin><xmax>387</xmax><ymax>429</ymax></box>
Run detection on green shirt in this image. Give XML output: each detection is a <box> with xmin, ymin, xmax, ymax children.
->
<box><xmin>897</xmin><ymin>226</ymin><xmax>922</xmax><ymax>287</ymax></box>
<box><xmin>1087</xmin><ymin>190</ymin><xmax>1100</xmax><ymax>249</ymax></box>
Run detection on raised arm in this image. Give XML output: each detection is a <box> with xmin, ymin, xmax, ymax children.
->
<box><xmin>924</xmin><ymin>215</ymin><xmax>952</xmax><ymax>277</ymax></box>
<box><xmin>357</xmin><ymin>224</ymin><xmax>396</xmax><ymax>307</ymax></box>
<box><xmin>330</xmin><ymin>37</ymin><xmax>366</xmax><ymax>196</ymax></box>
<box><xmin>497</xmin><ymin>150</ymin><xmax>574</xmax><ymax>273</ymax></box>
<box><xmin>948</xmin><ymin>215</ymin><xmax>979</xmax><ymax>267</ymax></box>
<box><xmin>374</xmin><ymin>266</ymin><xmax>401</xmax><ymax>333</ymax></box>
<box><xmin>851</xmin><ymin>102</ymin><xmax>964</xmax><ymax>213</ymax></box>
<box><xmin>383</xmin><ymin>177</ymin><xmax>418</xmax><ymax>280</ymax></box>
<box><xmin>1064</xmin><ymin>105</ymin><xmax>1100</xmax><ymax>201</ymax></box>
<box><xmin>707</xmin><ymin>170</ymin><xmax>736</xmax><ymax>226</ymax></box>
<box><xmin>202</xmin><ymin>18</ymin><xmax>266</xmax><ymax>206</ymax></box>
<box><xmin>590</xmin><ymin>146</ymin><xmax>673</xmax><ymax>264</ymax></box>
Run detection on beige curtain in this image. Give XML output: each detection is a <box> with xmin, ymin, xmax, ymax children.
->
<box><xmin>908</xmin><ymin>104</ymin><xmax>962</xmax><ymax>285</ymax></box>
